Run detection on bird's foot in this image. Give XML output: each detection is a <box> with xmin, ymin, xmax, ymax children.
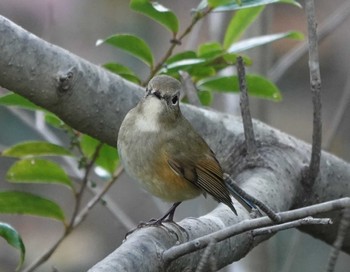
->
<box><xmin>124</xmin><ymin>217</ymin><xmax>175</xmax><ymax>238</ymax></box>
<box><xmin>125</xmin><ymin>202</ymin><xmax>183</xmax><ymax>239</ymax></box>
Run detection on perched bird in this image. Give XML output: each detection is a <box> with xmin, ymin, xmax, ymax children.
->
<box><xmin>117</xmin><ymin>75</ymin><xmax>254</xmax><ymax>224</ymax></box>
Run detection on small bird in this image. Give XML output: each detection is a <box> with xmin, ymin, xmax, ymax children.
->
<box><xmin>117</xmin><ymin>75</ymin><xmax>254</xmax><ymax>224</ymax></box>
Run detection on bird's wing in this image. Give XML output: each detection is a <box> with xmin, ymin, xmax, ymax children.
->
<box><xmin>167</xmin><ymin>154</ymin><xmax>237</xmax><ymax>214</ymax></box>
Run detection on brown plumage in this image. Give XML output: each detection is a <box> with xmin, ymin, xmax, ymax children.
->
<box><xmin>118</xmin><ymin>75</ymin><xmax>253</xmax><ymax>223</ymax></box>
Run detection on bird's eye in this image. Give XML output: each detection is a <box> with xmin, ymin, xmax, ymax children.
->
<box><xmin>171</xmin><ymin>95</ymin><xmax>178</xmax><ymax>105</ymax></box>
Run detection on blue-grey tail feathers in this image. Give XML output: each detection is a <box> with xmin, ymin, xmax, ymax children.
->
<box><xmin>226</xmin><ymin>184</ymin><xmax>257</xmax><ymax>213</ymax></box>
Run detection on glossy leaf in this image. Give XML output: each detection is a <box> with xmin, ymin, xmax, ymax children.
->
<box><xmin>0</xmin><ymin>191</ymin><xmax>65</xmax><ymax>222</ymax></box>
<box><xmin>161</xmin><ymin>59</ymin><xmax>207</xmax><ymax>73</ymax></box>
<box><xmin>44</xmin><ymin>113</ymin><xmax>65</xmax><ymax>128</ymax></box>
<box><xmin>166</xmin><ymin>51</ymin><xmax>197</xmax><ymax>64</ymax></box>
<box><xmin>197</xmin><ymin>0</ymin><xmax>301</xmax><ymax>11</ymax></box>
<box><xmin>197</xmin><ymin>42</ymin><xmax>223</xmax><ymax>58</ymax></box>
<box><xmin>6</xmin><ymin>158</ymin><xmax>73</xmax><ymax>189</ymax></box>
<box><xmin>197</xmin><ymin>74</ymin><xmax>282</xmax><ymax>101</ymax></box>
<box><xmin>96</xmin><ymin>34</ymin><xmax>154</xmax><ymax>67</ymax></box>
<box><xmin>209</xmin><ymin>0</ymin><xmax>237</xmax><ymax>7</ymax></box>
<box><xmin>228</xmin><ymin>31</ymin><xmax>304</xmax><ymax>53</ymax></box>
<box><xmin>130</xmin><ymin>0</ymin><xmax>179</xmax><ymax>33</ymax></box>
<box><xmin>2</xmin><ymin>141</ymin><xmax>72</xmax><ymax>158</ymax></box>
<box><xmin>190</xmin><ymin>67</ymin><xmax>216</xmax><ymax>79</ymax></box>
<box><xmin>213</xmin><ymin>0</ymin><xmax>301</xmax><ymax>10</ymax></box>
<box><xmin>103</xmin><ymin>63</ymin><xmax>141</xmax><ymax>84</ymax></box>
<box><xmin>0</xmin><ymin>92</ymin><xmax>41</xmax><ymax>111</ymax></box>
<box><xmin>223</xmin><ymin>6</ymin><xmax>264</xmax><ymax>49</ymax></box>
<box><xmin>80</xmin><ymin>135</ymin><xmax>119</xmax><ymax>176</ymax></box>
<box><xmin>0</xmin><ymin>223</ymin><xmax>25</xmax><ymax>270</ymax></box>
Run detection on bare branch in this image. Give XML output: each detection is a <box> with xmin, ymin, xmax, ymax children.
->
<box><xmin>252</xmin><ymin>217</ymin><xmax>332</xmax><ymax>236</ymax></box>
<box><xmin>304</xmin><ymin>0</ymin><xmax>322</xmax><ymax>187</ymax></box>
<box><xmin>236</xmin><ymin>56</ymin><xmax>257</xmax><ymax>157</ymax></box>
<box><xmin>162</xmin><ymin>198</ymin><xmax>346</xmax><ymax>267</ymax></box>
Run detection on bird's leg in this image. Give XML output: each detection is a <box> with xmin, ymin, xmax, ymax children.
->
<box><xmin>157</xmin><ymin>201</ymin><xmax>182</xmax><ymax>223</ymax></box>
<box><xmin>142</xmin><ymin>201</ymin><xmax>182</xmax><ymax>226</ymax></box>
<box><xmin>125</xmin><ymin>202</ymin><xmax>182</xmax><ymax>238</ymax></box>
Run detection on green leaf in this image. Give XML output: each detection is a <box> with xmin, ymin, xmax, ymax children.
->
<box><xmin>130</xmin><ymin>0</ymin><xmax>179</xmax><ymax>33</ymax></box>
<box><xmin>162</xmin><ymin>59</ymin><xmax>207</xmax><ymax>73</ymax></box>
<box><xmin>197</xmin><ymin>42</ymin><xmax>223</xmax><ymax>58</ymax></box>
<box><xmin>0</xmin><ymin>191</ymin><xmax>65</xmax><ymax>222</ymax></box>
<box><xmin>223</xmin><ymin>6</ymin><xmax>265</xmax><ymax>49</ymax></box>
<box><xmin>208</xmin><ymin>0</ymin><xmax>302</xmax><ymax>10</ymax></box>
<box><xmin>224</xmin><ymin>53</ymin><xmax>253</xmax><ymax>66</ymax></box>
<box><xmin>228</xmin><ymin>31</ymin><xmax>304</xmax><ymax>53</ymax></box>
<box><xmin>44</xmin><ymin>113</ymin><xmax>65</xmax><ymax>128</ymax></box>
<box><xmin>103</xmin><ymin>63</ymin><xmax>141</xmax><ymax>84</ymax></box>
<box><xmin>166</xmin><ymin>51</ymin><xmax>197</xmax><ymax>64</ymax></box>
<box><xmin>2</xmin><ymin>141</ymin><xmax>72</xmax><ymax>158</ymax></box>
<box><xmin>0</xmin><ymin>92</ymin><xmax>41</xmax><ymax>111</ymax></box>
<box><xmin>190</xmin><ymin>67</ymin><xmax>216</xmax><ymax>79</ymax></box>
<box><xmin>0</xmin><ymin>223</ymin><xmax>25</xmax><ymax>271</ymax></box>
<box><xmin>208</xmin><ymin>0</ymin><xmax>235</xmax><ymax>7</ymax></box>
<box><xmin>197</xmin><ymin>74</ymin><xmax>282</xmax><ymax>101</ymax></box>
<box><xmin>96</xmin><ymin>34</ymin><xmax>154</xmax><ymax>67</ymax></box>
<box><xmin>80</xmin><ymin>135</ymin><xmax>119</xmax><ymax>176</ymax></box>
<box><xmin>6</xmin><ymin>158</ymin><xmax>73</xmax><ymax>189</ymax></box>
<box><xmin>198</xmin><ymin>90</ymin><xmax>213</xmax><ymax>106</ymax></box>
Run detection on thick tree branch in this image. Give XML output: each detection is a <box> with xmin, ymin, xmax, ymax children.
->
<box><xmin>1</xmin><ymin>15</ymin><xmax>350</xmax><ymax>270</ymax></box>
<box><xmin>90</xmin><ymin>199</ymin><xmax>345</xmax><ymax>271</ymax></box>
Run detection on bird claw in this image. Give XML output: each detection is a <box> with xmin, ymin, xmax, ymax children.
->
<box><xmin>124</xmin><ymin>218</ymin><xmax>168</xmax><ymax>239</ymax></box>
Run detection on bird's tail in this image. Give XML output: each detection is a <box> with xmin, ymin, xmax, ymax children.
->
<box><xmin>226</xmin><ymin>183</ymin><xmax>257</xmax><ymax>213</ymax></box>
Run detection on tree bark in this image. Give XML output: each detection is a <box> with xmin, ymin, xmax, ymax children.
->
<box><xmin>1</xmin><ymin>15</ymin><xmax>350</xmax><ymax>271</ymax></box>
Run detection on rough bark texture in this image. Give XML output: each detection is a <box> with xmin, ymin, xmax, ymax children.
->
<box><xmin>1</xmin><ymin>15</ymin><xmax>350</xmax><ymax>271</ymax></box>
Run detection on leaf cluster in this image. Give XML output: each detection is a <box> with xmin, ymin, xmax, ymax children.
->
<box><xmin>97</xmin><ymin>0</ymin><xmax>303</xmax><ymax>104</ymax></box>
<box><xmin>0</xmin><ymin>94</ymin><xmax>119</xmax><ymax>270</ymax></box>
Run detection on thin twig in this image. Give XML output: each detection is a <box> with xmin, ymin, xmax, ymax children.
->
<box><xmin>69</xmin><ymin>142</ymin><xmax>104</xmax><ymax>227</ymax></box>
<box><xmin>179</xmin><ymin>71</ymin><xmax>201</xmax><ymax>106</ymax></box>
<box><xmin>23</xmin><ymin>166</ymin><xmax>122</xmax><ymax>272</ymax></box>
<box><xmin>73</xmin><ymin>166</ymin><xmax>124</xmax><ymax>228</ymax></box>
<box><xmin>305</xmin><ymin>0</ymin><xmax>322</xmax><ymax>187</ymax></box>
<box><xmin>144</xmin><ymin>8</ymin><xmax>212</xmax><ymax>85</ymax></box>
<box><xmin>23</xmin><ymin>143</ymin><xmax>104</xmax><ymax>272</ymax></box>
<box><xmin>163</xmin><ymin>197</ymin><xmax>348</xmax><ymax>265</ymax></box>
<box><xmin>269</xmin><ymin>1</ymin><xmax>350</xmax><ymax>82</ymax></box>
<box><xmin>195</xmin><ymin>239</ymin><xmax>217</xmax><ymax>272</ymax></box>
<box><xmin>325</xmin><ymin>207</ymin><xmax>350</xmax><ymax>272</ymax></box>
<box><xmin>236</xmin><ymin>56</ymin><xmax>257</xmax><ymax>157</ymax></box>
<box><xmin>252</xmin><ymin>217</ymin><xmax>332</xmax><ymax>236</ymax></box>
